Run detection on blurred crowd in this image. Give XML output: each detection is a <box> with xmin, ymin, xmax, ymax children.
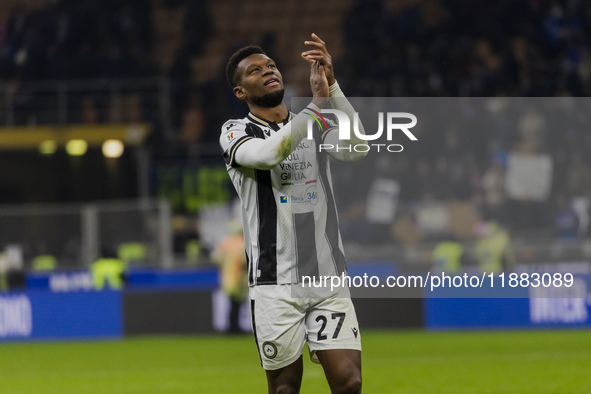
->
<box><xmin>337</xmin><ymin>0</ymin><xmax>591</xmax><ymax>243</ymax></box>
<box><xmin>342</xmin><ymin>0</ymin><xmax>591</xmax><ymax>97</ymax></box>
<box><xmin>1</xmin><ymin>0</ymin><xmax>591</xmax><ymax>244</ymax></box>
<box><xmin>0</xmin><ymin>0</ymin><xmax>155</xmax><ymax>81</ymax></box>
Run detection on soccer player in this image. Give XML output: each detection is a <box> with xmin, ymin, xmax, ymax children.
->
<box><xmin>220</xmin><ymin>33</ymin><xmax>367</xmax><ymax>394</ymax></box>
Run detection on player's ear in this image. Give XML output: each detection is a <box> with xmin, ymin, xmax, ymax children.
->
<box><xmin>233</xmin><ymin>85</ymin><xmax>246</xmax><ymax>101</ymax></box>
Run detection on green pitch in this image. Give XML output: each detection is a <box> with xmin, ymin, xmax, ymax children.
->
<box><xmin>1</xmin><ymin>329</ymin><xmax>590</xmax><ymax>393</ymax></box>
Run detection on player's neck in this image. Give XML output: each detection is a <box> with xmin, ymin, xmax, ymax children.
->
<box><xmin>249</xmin><ymin>102</ymin><xmax>288</xmax><ymax>124</ymax></box>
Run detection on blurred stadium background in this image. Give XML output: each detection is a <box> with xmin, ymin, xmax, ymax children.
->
<box><xmin>1</xmin><ymin>0</ymin><xmax>591</xmax><ymax>393</ymax></box>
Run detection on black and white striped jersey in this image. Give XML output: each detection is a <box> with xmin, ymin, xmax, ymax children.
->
<box><xmin>219</xmin><ymin>111</ymin><xmax>347</xmax><ymax>286</ymax></box>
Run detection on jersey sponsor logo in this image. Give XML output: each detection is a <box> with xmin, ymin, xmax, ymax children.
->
<box><xmin>280</xmin><ymin>171</ymin><xmax>307</xmax><ymax>182</ymax></box>
<box><xmin>285</xmin><ymin>152</ymin><xmax>300</xmax><ymax>161</ymax></box>
<box><xmin>304</xmin><ymin>185</ymin><xmax>318</xmax><ymax>205</ymax></box>
<box><xmin>294</xmin><ymin>141</ymin><xmax>310</xmax><ymax>150</ymax></box>
<box><xmin>351</xmin><ymin>327</ymin><xmax>359</xmax><ymax>338</ymax></box>
<box><xmin>279</xmin><ymin>161</ymin><xmax>313</xmax><ymax>171</ymax></box>
<box><xmin>226</xmin><ymin>123</ymin><xmax>236</xmax><ymax>131</ymax></box>
<box><xmin>262</xmin><ymin>341</ymin><xmax>278</xmax><ymax>359</ymax></box>
<box><xmin>280</xmin><ymin>184</ymin><xmax>319</xmax><ymax>205</ymax></box>
<box><xmin>280</xmin><ymin>153</ymin><xmax>315</xmax><ymax>183</ymax></box>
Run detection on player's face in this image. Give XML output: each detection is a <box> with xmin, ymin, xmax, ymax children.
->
<box><xmin>234</xmin><ymin>54</ymin><xmax>284</xmax><ymax>102</ymax></box>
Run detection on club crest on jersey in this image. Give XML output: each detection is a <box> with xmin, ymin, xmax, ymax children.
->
<box><xmin>262</xmin><ymin>341</ymin><xmax>278</xmax><ymax>359</ymax></box>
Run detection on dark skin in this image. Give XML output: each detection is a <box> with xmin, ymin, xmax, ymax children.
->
<box><xmin>233</xmin><ymin>33</ymin><xmax>331</xmax><ymax>122</ymax></box>
<box><xmin>266</xmin><ymin>350</ymin><xmax>362</xmax><ymax>394</ymax></box>
<box><xmin>301</xmin><ymin>33</ymin><xmax>336</xmax><ymax>86</ymax></box>
<box><xmin>233</xmin><ymin>34</ymin><xmax>362</xmax><ymax>394</ymax></box>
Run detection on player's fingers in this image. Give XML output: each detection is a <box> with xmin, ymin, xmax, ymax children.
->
<box><xmin>313</xmin><ymin>60</ymin><xmax>324</xmax><ymax>73</ymax></box>
<box><xmin>303</xmin><ymin>54</ymin><xmax>325</xmax><ymax>61</ymax></box>
<box><xmin>311</xmin><ymin>33</ymin><xmax>325</xmax><ymax>45</ymax></box>
<box><xmin>301</xmin><ymin>52</ymin><xmax>315</xmax><ymax>64</ymax></box>
<box><xmin>303</xmin><ymin>41</ymin><xmax>326</xmax><ymax>51</ymax></box>
<box><xmin>302</xmin><ymin>49</ymin><xmax>325</xmax><ymax>57</ymax></box>
<box><xmin>315</xmin><ymin>61</ymin><xmax>325</xmax><ymax>75</ymax></box>
<box><xmin>304</xmin><ymin>44</ymin><xmax>328</xmax><ymax>57</ymax></box>
<box><xmin>311</xmin><ymin>60</ymin><xmax>319</xmax><ymax>73</ymax></box>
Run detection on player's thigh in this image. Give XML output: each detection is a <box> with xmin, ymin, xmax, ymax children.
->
<box><xmin>250</xmin><ymin>285</ymin><xmax>307</xmax><ymax>371</ymax></box>
<box><xmin>305</xmin><ymin>295</ymin><xmax>362</xmax><ymax>363</ymax></box>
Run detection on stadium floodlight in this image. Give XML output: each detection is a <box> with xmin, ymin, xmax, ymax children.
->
<box><xmin>38</xmin><ymin>140</ymin><xmax>57</xmax><ymax>155</ymax></box>
<box><xmin>102</xmin><ymin>139</ymin><xmax>124</xmax><ymax>158</ymax></box>
<box><xmin>66</xmin><ymin>139</ymin><xmax>88</xmax><ymax>156</ymax></box>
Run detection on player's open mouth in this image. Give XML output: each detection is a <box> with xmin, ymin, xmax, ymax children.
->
<box><xmin>264</xmin><ymin>78</ymin><xmax>280</xmax><ymax>87</ymax></box>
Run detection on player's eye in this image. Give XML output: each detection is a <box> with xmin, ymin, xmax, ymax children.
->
<box><xmin>250</xmin><ymin>68</ymin><xmax>260</xmax><ymax>74</ymax></box>
<box><xmin>268</xmin><ymin>64</ymin><xmax>276</xmax><ymax>69</ymax></box>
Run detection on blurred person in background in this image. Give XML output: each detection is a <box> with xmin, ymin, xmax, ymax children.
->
<box><xmin>211</xmin><ymin>219</ymin><xmax>248</xmax><ymax>334</ymax></box>
<box><xmin>91</xmin><ymin>249</ymin><xmax>127</xmax><ymax>290</ymax></box>
<box><xmin>432</xmin><ymin>237</ymin><xmax>465</xmax><ymax>274</ymax></box>
<box><xmin>0</xmin><ymin>245</ymin><xmax>26</xmax><ymax>291</ymax></box>
<box><xmin>474</xmin><ymin>221</ymin><xmax>516</xmax><ymax>274</ymax></box>
<box><xmin>220</xmin><ymin>34</ymin><xmax>365</xmax><ymax>394</ymax></box>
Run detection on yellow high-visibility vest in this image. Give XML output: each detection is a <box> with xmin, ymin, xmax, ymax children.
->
<box><xmin>91</xmin><ymin>258</ymin><xmax>126</xmax><ymax>290</ymax></box>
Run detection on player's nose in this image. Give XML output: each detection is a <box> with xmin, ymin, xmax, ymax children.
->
<box><xmin>262</xmin><ymin>67</ymin><xmax>275</xmax><ymax>76</ymax></box>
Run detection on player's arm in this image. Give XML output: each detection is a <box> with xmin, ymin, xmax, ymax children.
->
<box><xmin>320</xmin><ymin>82</ymin><xmax>368</xmax><ymax>161</ymax></box>
<box><xmin>231</xmin><ymin>61</ymin><xmax>329</xmax><ymax>170</ymax></box>
<box><xmin>302</xmin><ymin>33</ymin><xmax>368</xmax><ymax>161</ymax></box>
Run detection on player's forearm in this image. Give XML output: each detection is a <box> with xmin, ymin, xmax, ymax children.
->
<box><xmin>235</xmin><ymin>104</ymin><xmax>321</xmax><ymax>170</ymax></box>
<box><xmin>326</xmin><ymin>81</ymin><xmax>368</xmax><ymax>161</ymax></box>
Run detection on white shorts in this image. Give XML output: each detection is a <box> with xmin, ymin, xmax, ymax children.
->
<box><xmin>249</xmin><ymin>283</ymin><xmax>362</xmax><ymax>370</ymax></box>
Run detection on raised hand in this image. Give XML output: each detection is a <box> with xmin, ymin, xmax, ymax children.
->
<box><xmin>301</xmin><ymin>33</ymin><xmax>336</xmax><ymax>86</ymax></box>
<box><xmin>310</xmin><ymin>60</ymin><xmax>329</xmax><ymax>107</ymax></box>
